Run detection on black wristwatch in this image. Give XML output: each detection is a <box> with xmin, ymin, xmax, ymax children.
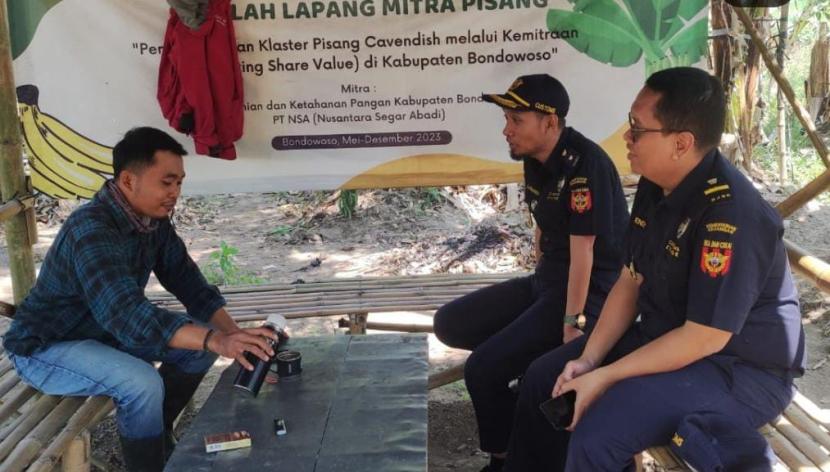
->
<box><xmin>564</xmin><ymin>312</ymin><xmax>586</xmax><ymax>330</ymax></box>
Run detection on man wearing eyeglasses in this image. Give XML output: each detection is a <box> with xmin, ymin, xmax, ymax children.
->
<box><xmin>433</xmin><ymin>74</ymin><xmax>629</xmax><ymax>472</ymax></box>
<box><xmin>503</xmin><ymin>67</ymin><xmax>805</xmax><ymax>471</ymax></box>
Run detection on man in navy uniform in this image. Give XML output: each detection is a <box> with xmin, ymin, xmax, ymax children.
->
<box><xmin>504</xmin><ymin>67</ymin><xmax>805</xmax><ymax>471</ymax></box>
<box><xmin>433</xmin><ymin>74</ymin><xmax>629</xmax><ymax>471</ymax></box>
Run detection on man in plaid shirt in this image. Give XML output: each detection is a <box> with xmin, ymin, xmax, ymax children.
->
<box><xmin>3</xmin><ymin>127</ymin><xmax>277</xmax><ymax>472</ymax></box>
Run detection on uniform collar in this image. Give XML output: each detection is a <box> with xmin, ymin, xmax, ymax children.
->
<box><xmin>661</xmin><ymin>150</ymin><xmax>717</xmax><ymax>210</ymax></box>
<box><xmin>542</xmin><ymin>126</ymin><xmax>573</xmax><ymax>174</ymax></box>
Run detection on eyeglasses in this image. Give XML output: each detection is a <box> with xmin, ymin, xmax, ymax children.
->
<box><xmin>627</xmin><ymin>113</ymin><xmax>690</xmax><ymax>142</ymax></box>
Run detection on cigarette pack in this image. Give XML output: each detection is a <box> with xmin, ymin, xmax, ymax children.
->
<box><xmin>204</xmin><ymin>430</ymin><xmax>252</xmax><ymax>453</ymax></box>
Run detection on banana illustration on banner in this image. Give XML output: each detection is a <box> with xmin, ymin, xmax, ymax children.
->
<box><xmin>16</xmin><ymin>85</ymin><xmax>113</xmax><ymax>200</ymax></box>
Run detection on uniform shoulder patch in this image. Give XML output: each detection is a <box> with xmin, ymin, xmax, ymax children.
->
<box><xmin>570</xmin><ymin>176</ymin><xmax>588</xmax><ymax>186</ymax></box>
<box><xmin>570</xmin><ymin>188</ymin><xmax>592</xmax><ymax>214</ymax></box>
<box><xmin>700</xmin><ymin>239</ymin><xmax>733</xmax><ymax>278</ymax></box>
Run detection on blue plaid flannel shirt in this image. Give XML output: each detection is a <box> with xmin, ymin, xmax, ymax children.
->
<box><xmin>3</xmin><ymin>185</ymin><xmax>226</xmax><ymax>357</ymax></box>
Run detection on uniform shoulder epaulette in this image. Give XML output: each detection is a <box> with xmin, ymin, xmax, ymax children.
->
<box><xmin>702</xmin><ymin>177</ymin><xmax>732</xmax><ymax>204</ymax></box>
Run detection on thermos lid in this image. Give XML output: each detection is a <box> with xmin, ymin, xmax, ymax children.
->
<box><xmin>266</xmin><ymin>314</ymin><xmax>287</xmax><ymax>330</ymax></box>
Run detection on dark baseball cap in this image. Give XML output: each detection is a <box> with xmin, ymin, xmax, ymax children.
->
<box><xmin>482</xmin><ymin>74</ymin><xmax>570</xmax><ymax>117</ymax></box>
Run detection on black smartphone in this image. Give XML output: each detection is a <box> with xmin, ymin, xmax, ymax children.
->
<box><xmin>539</xmin><ymin>390</ymin><xmax>576</xmax><ymax>431</ymax></box>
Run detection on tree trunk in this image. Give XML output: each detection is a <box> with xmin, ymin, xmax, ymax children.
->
<box><xmin>809</xmin><ymin>23</ymin><xmax>830</xmax><ymax>141</ymax></box>
<box><xmin>776</xmin><ymin>4</ymin><xmax>789</xmax><ymax>184</ymax></box>
<box><xmin>738</xmin><ymin>9</ymin><xmax>767</xmax><ymax>171</ymax></box>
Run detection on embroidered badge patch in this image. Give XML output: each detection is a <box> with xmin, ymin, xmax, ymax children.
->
<box><xmin>570</xmin><ymin>188</ymin><xmax>592</xmax><ymax>213</ymax></box>
<box><xmin>700</xmin><ymin>239</ymin><xmax>732</xmax><ymax>278</ymax></box>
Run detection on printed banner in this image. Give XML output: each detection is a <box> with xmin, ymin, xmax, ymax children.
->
<box><xmin>10</xmin><ymin>0</ymin><xmax>708</xmax><ymax>197</ymax></box>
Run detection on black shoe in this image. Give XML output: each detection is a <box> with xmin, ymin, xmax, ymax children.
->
<box><xmin>119</xmin><ymin>434</ymin><xmax>165</xmax><ymax>472</ymax></box>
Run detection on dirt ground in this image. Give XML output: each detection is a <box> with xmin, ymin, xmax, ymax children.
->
<box><xmin>1</xmin><ymin>183</ymin><xmax>829</xmax><ymax>471</ymax></box>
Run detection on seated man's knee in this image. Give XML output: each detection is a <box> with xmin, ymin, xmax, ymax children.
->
<box><xmin>117</xmin><ymin>362</ymin><xmax>164</xmax><ymax>410</ymax></box>
<box><xmin>433</xmin><ymin>304</ymin><xmax>463</xmax><ymax>347</ymax></box>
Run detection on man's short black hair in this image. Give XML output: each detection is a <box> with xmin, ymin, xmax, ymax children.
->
<box><xmin>645</xmin><ymin>67</ymin><xmax>725</xmax><ymax>152</ymax></box>
<box><xmin>112</xmin><ymin>127</ymin><xmax>187</xmax><ymax>177</ymax></box>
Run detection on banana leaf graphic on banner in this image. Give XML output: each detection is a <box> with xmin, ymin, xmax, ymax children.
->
<box><xmin>546</xmin><ymin>0</ymin><xmax>708</xmax><ymax>174</ymax></box>
<box><xmin>17</xmin><ymin>85</ymin><xmax>113</xmax><ymax>200</ymax></box>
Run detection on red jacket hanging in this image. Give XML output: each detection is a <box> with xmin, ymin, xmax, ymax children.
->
<box><xmin>158</xmin><ymin>0</ymin><xmax>243</xmax><ymax>160</ymax></box>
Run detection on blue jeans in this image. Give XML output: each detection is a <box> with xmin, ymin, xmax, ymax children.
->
<box><xmin>9</xmin><ymin>340</ymin><xmax>217</xmax><ymax>439</ymax></box>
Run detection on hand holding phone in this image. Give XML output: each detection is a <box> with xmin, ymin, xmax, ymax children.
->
<box><xmin>539</xmin><ymin>390</ymin><xmax>576</xmax><ymax>431</ymax></box>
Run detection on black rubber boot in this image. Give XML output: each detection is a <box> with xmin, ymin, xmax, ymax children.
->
<box><xmin>158</xmin><ymin>363</ymin><xmax>210</xmax><ymax>451</ymax></box>
<box><xmin>119</xmin><ymin>434</ymin><xmax>165</xmax><ymax>472</ymax></box>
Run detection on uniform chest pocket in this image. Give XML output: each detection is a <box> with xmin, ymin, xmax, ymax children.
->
<box><xmin>533</xmin><ymin>193</ymin><xmax>568</xmax><ymax>231</ymax></box>
<box><xmin>662</xmin><ymin>237</ymin><xmax>692</xmax><ymax>315</ymax></box>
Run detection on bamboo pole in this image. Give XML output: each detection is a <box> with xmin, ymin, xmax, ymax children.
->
<box><xmin>0</xmin><ymin>193</ymin><xmax>32</xmax><ymax>223</ymax></box>
<box><xmin>784</xmin><ymin>239</ymin><xmax>830</xmax><ymax>294</ymax></box>
<box><xmin>0</xmin><ymin>396</ymin><xmax>85</xmax><ymax>472</ymax></box>
<box><xmin>735</xmin><ymin>7</ymin><xmax>830</xmax><ymax>168</ymax></box>
<box><xmin>0</xmin><ymin>0</ymin><xmax>35</xmax><ymax>304</ymax></box>
<box><xmin>783</xmin><ymin>404</ymin><xmax>830</xmax><ymax>452</ymax></box>
<box><xmin>0</xmin><ymin>384</ymin><xmax>36</xmax><ymax>425</ymax></box>
<box><xmin>771</xmin><ymin>415</ymin><xmax>830</xmax><ymax>471</ymax></box>
<box><xmin>776</xmin><ymin>167</ymin><xmax>830</xmax><ymax>218</ymax></box>
<box><xmin>60</xmin><ymin>430</ymin><xmax>90</xmax><ymax>472</ymax></box>
<box><xmin>0</xmin><ymin>395</ymin><xmax>61</xmax><ymax>463</ymax></box>
<box><xmin>762</xmin><ymin>423</ymin><xmax>818</xmax><ymax>471</ymax></box>
<box><xmin>428</xmin><ymin>361</ymin><xmax>465</xmax><ymax>390</ymax></box>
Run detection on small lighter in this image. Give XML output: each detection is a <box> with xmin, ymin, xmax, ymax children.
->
<box><xmin>274</xmin><ymin>418</ymin><xmax>287</xmax><ymax>436</ymax></box>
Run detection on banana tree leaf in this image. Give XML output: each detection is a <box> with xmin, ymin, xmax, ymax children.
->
<box><xmin>662</xmin><ymin>0</ymin><xmax>708</xmax><ymax>46</ymax></box>
<box><xmin>547</xmin><ymin>9</ymin><xmax>644</xmax><ymax>67</ymax></box>
<box><xmin>568</xmin><ymin>0</ymin><xmax>643</xmax><ymax>39</ymax></box>
<box><xmin>8</xmin><ymin>0</ymin><xmax>63</xmax><ymax>60</ymax></box>
<box><xmin>665</xmin><ymin>17</ymin><xmax>708</xmax><ymax>64</ymax></box>
<box><xmin>676</xmin><ymin>0</ymin><xmax>707</xmax><ymax>20</ymax></box>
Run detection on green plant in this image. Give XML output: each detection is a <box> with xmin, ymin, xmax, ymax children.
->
<box><xmin>418</xmin><ymin>187</ymin><xmax>443</xmax><ymax>211</ymax></box>
<box><xmin>338</xmin><ymin>190</ymin><xmax>358</xmax><ymax>218</ymax></box>
<box><xmin>202</xmin><ymin>241</ymin><xmax>264</xmax><ymax>286</ymax></box>
<box><xmin>268</xmin><ymin>225</ymin><xmax>293</xmax><ymax>237</ymax></box>
<box><xmin>547</xmin><ymin>0</ymin><xmax>708</xmax><ymax>76</ymax></box>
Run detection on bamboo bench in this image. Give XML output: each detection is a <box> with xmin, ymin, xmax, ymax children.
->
<box><xmin>0</xmin><ymin>302</ymin><xmax>115</xmax><ymax>472</ymax></box>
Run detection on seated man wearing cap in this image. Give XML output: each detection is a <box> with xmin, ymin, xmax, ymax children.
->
<box><xmin>433</xmin><ymin>74</ymin><xmax>629</xmax><ymax>471</ymax></box>
<box><xmin>3</xmin><ymin>127</ymin><xmax>279</xmax><ymax>472</ymax></box>
<box><xmin>504</xmin><ymin>67</ymin><xmax>805</xmax><ymax>471</ymax></box>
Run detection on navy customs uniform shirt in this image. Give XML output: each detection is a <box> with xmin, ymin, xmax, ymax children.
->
<box><xmin>524</xmin><ymin>127</ymin><xmax>629</xmax><ymax>286</ymax></box>
<box><xmin>626</xmin><ymin>150</ymin><xmax>805</xmax><ymax>376</ymax></box>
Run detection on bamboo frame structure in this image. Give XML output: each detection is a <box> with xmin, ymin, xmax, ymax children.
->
<box><xmin>0</xmin><ymin>0</ymin><xmax>35</xmax><ymax>303</ymax></box>
<box><xmin>734</xmin><ymin>7</ymin><xmax>830</xmax><ymax>168</ymax></box>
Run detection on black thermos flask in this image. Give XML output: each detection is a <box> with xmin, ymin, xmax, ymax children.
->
<box><xmin>232</xmin><ymin>314</ymin><xmax>288</xmax><ymax>397</ymax></box>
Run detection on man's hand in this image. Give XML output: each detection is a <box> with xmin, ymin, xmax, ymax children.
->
<box><xmin>207</xmin><ymin>327</ymin><xmax>279</xmax><ymax>370</ymax></box>
<box><xmin>558</xmin><ymin>368</ymin><xmax>614</xmax><ymax>431</ymax></box>
<box><xmin>562</xmin><ymin>325</ymin><xmax>583</xmax><ymax>344</ymax></box>
<box><xmin>552</xmin><ymin>357</ymin><xmax>595</xmax><ymax>397</ymax></box>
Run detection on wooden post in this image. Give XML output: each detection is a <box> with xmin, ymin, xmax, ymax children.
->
<box><xmin>0</xmin><ymin>0</ymin><xmax>35</xmax><ymax>303</ymax></box>
<box><xmin>347</xmin><ymin>312</ymin><xmax>368</xmax><ymax>334</ymax></box>
<box><xmin>60</xmin><ymin>431</ymin><xmax>90</xmax><ymax>472</ymax></box>
<box><xmin>735</xmin><ymin>7</ymin><xmax>830</xmax><ymax>168</ymax></box>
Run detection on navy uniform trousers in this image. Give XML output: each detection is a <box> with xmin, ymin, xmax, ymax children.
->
<box><xmin>504</xmin><ymin>325</ymin><xmax>794</xmax><ymax>471</ymax></box>
<box><xmin>433</xmin><ymin>274</ymin><xmax>605</xmax><ymax>453</ymax></box>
